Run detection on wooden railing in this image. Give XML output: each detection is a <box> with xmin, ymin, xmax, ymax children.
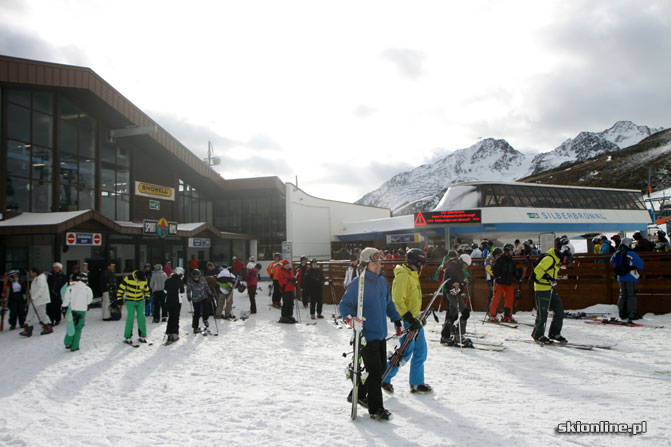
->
<box><xmin>312</xmin><ymin>253</ymin><xmax>671</xmax><ymax>315</ymax></box>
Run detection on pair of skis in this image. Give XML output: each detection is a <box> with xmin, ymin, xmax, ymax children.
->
<box><xmin>585</xmin><ymin>317</ymin><xmax>665</xmax><ymax>328</ymax></box>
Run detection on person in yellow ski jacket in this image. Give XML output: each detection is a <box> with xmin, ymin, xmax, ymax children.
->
<box><xmin>117</xmin><ymin>270</ymin><xmax>150</xmax><ymax>345</ymax></box>
<box><xmin>531</xmin><ymin>239</ymin><xmax>570</xmax><ymax>344</ymax></box>
<box><xmin>382</xmin><ymin>248</ymin><xmax>434</xmax><ymax>395</ymax></box>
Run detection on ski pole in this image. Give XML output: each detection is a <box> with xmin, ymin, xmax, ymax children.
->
<box><xmin>210</xmin><ymin>296</ymin><xmax>219</xmax><ymax>336</ymax></box>
<box><xmin>30</xmin><ymin>301</ymin><xmax>47</xmax><ymax>326</ymax></box>
<box><xmin>465</xmin><ymin>283</ymin><xmax>476</xmax><ymax>335</ymax></box>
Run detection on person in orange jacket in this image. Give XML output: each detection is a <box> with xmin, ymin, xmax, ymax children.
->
<box><xmin>267</xmin><ymin>253</ymin><xmax>282</xmax><ymax>308</ymax></box>
<box><xmin>277</xmin><ymin>260</ymin><xmax>297</xmax><ymax>323</ymax></box>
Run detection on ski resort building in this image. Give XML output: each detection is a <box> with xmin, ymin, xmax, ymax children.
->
<box><xmin>0</xmin><ymin>55</ymin><xmax>387</xmax><ymax>291</ymax></box>
<box><xmin>336</xmin><ymin>181</ymin><xmax>652</xmax><ymax>252</ymax></box>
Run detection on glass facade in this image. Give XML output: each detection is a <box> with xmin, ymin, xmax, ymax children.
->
<box><xmin>58</xmin><ymin>97</ymin><xmax>96</xmax><ymax>211</ymax></box>
<box><xmin>479</xmin><ymin>184</ymin><xmax>646</xmax><ymax>210</ymax></box>
<box><xmin>100</xmin><ymin>143</ymin><xmax>130</xmax><ymax>221</ymax></box>
<box><xmin>178</xmin><ymin>179</ymin><xmax>213</xmax><ymax>224</ymax></box>
<box><xmin>214</xmin><ymin>193</ymin><xmax>285</xmax><ymax>260</ymax></box>
<box><xmin>6</xmin><ymin>90</ymin><xmax>54</xmax><ymax>212</ymax></box>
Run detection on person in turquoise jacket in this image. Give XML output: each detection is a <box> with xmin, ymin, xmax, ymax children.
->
<box><xmin>382</xmin><ymin>248</ymin><xmax>433</xmax><ymax>395</ymax></box>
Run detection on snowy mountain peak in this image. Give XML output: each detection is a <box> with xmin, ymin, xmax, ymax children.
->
<box><xmin>357</xmin><ymin>121</ymin><xmax>665</xmax><ymax>216</ymax></box>
<box><xmin>599</xmin><ymin>120</ymin><xmax>664</xmax><ymax>148</ymax></box>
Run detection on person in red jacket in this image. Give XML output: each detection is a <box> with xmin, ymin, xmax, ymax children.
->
<box><xmin>277</xmin><ymin>260</ymin><xmax>297</xmax><ymax>324</ymax></box>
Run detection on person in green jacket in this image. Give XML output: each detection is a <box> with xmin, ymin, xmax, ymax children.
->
<box><xmin>117</xmin><ymin>270</ymin><xmax>150</xmax><ymax>345</ymax></box>
<box><xmin>531</xmin><ymin>238</ymin><xmax>569</xmax><ymax>344</ymax></box>
<box><xmin>382</xmin><ymin>248</ymin><xmax>433</xmax><ymax>395</ymax></box>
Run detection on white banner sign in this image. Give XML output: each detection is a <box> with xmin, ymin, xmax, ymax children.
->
<box><xmin>188</xmin><ymin>238</ymin><xmax>211</xmax><ymax>248</ymax></box>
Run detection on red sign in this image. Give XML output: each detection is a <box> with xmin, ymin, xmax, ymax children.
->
<box><xmin>93</xmin><ymin>234</ymin><xmax>101</xmax><ymax>245</ymax></box>
<box><xmin>66</xmin><ymin>233</ymin><xmax>76</xmax><ymax>245</ymax></box>
<box><xmin>414</xmin><ymin>210</ymin><xmax>482</xmax><ymax>226</ymax></box>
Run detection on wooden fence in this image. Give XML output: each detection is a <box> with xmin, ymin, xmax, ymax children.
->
<box><xmin>311</xmin><ymin>253</ymin><xmax>671</xmax><ymax>315</ymax></box>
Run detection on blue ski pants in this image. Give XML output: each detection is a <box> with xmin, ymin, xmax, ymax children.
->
<box><xmin>383</xmin><ymin>321</ymin><xmax>427</xmax><ymax>386</ymax></box>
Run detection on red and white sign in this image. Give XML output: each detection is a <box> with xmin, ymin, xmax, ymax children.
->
<box><xmin>65</xmin><ymin>232</ymin><xmax>102</xmax><ymax>246</ymax></box>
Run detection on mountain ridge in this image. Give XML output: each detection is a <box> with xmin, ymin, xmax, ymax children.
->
<box><xmin>356</xmin><ymin>121</ymin><xmax>665</xmax><ymax>215</ymax></box>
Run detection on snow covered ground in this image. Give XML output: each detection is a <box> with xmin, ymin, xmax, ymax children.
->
<box><xmin>0</xmin><ymin>283</ymin><xmax>669</xmax><ymax>447</ymax></box>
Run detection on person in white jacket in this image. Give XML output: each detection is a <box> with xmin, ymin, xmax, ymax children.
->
<box><xmin>62</xmin><ymin>273</ymin><xmax>93</xmax><ymax>352</ymax></box>
<box><xmin>21</xmin><ymin>267</ymin><xmax>52</xmax><ymax>337</ymax></box>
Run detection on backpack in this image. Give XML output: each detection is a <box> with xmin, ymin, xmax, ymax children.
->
<box><xmin>611</xmin><ymin>250</ymin><xmax>632</xmax><ymax>276</ymax></box>
<box><xmin>529</xmin><ymin>253</ymin><xmax>556</xmax><ymax>286</ymax></box>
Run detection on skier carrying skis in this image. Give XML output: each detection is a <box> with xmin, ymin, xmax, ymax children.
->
<box><xmin>438</xmin><ymin>251</ymin><xmax>473</xmax><ymax>347</ymax></box>
<box><xmin>117</xmin><ymin>270</ymin><xmax>150</xmax><ymax>345</ymax></box>
<box><xmin>339</xmin><ymin>247</ymin><xmax>401</xmax><ymax>421</ymax></box>
<box><xmin>62</xmin><ymin>272</ymin><xmax>93</xmax><ymax>352</ymax></box>
<box><xmin>216</xmin><ymin>265</ymin><xmax>236</xmax><ymax>319</ymax></box>
<box><xmin>164</xmin><ymin>267</ymin><xmax>185</xmax><ymax>343</ymax></box>
<box><xmin>382</xmin><ymin>248</ymin><xmax>433</xmax><ymax>395</ymax></box>
<box><xmin>531</xmin><ymin>238</ymin><xmax>569</xmax><ymax>344</ymax></box>
<box><xmin>99</xmin><ymin>262</ymin><xmax>117</xmax><ymax>321</ymax></box>
<box><xmin>187</xmin><ymin>269</ymin><xmax>214</xmax><ymax>333</ymax></box>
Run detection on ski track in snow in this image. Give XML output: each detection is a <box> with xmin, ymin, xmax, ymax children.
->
<box><xmin>0</xmin><ymin>284</ymin><xmax>669</xmax><ymax>446</ymax></box>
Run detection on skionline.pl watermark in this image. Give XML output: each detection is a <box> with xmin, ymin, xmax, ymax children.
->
<box><xmin>557</xmin><ymin>421</ymin><xmax>647</xmax><ymax>435</ymax></box>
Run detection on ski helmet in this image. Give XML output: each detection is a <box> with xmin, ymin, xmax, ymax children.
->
<box><xmin>560</xmin><ymin>235</ymin><xmax>569</xmax><ymax>245</ymax></box>
<box><xmin>274</xmin><ymin>252</ymin><xmax>281</xmax><ymax>259</ymax></box>
<box><xmin>620</xmin><ymin>237</ymin><xmax>633</xmax><ymax>249</ymax></box>
<box><xmin>503</xmin><ymin>243</ymin><xmax>514</xmax><ymax>252</ymax></box>
<box><xmin>459</xmin><ymin>254</ymin><xmax>472</xmax><ymax>266</ymax></box>
<box><xmin>632</xmin><ymin>232</ymin><xmax>642</xmax><ymax>241</ymax></box>
<box><xmin>406</xmin><ymin>248</ymin><xmax>427</xmax><ymax>270</ymax></box>
<box><xmin>310</xmin><ymin>258</ymin><xmax>319</xmax><ymax>265</ymax></box>
<box><xmin>658</xmin><ymin>230</ymin><xmax>667</xmax><ymax>238</ymax></box>
<box><xmin>174</xmin><ymin>267</ymin><xmax>185</xmax><ymax>276</ymax></box>
<box><xmin>471</xmin><ymin>243</ymin><xmax>478</xmax><ymax>249</ymax></box>
<box><xmin>191</xmin><ymin>268</ymin><xmax>202</xmax><ymax>278</ymax></box>
<box><xmin>492</xmin><ymin>247</ymin><xmax>503</xmax><ymax>257</ymax></box>
<box><xmin>300</xmin><ymin>255</ymin><xmax>308</xmax><ymax>262</ymax></box>
<box><xmin>359</xmin><ymin>247</ymin><xmax>382</xmax><ymax>263</ymax></box>
<box><xmin>281</xmin><ymin>259</ymin><xmax>291</xmax><ymax>266</ymax></box>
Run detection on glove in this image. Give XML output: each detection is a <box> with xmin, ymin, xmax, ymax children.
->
<box><xmin>402</xmin><ymin>312</ymin><xmax>422</xmax><ymax>332</ymax></box>
<box><xmin>394</xmin><ymin>320</ymin><xmax>403</xmax><ymax>336</ymax></box>
<box><xmin>549</xmin><ymin>280</ymin><xmax>558</xmax><ymax>287</ymax></box>
<box><xmin>345</xmin><ymin>315</ymin><xmax>364</xmax><ymax>331</ymax></box>
<box><xmin>449</xmin><ymin>286</ymin><xmax>461</xmax><ymax>296</ymax></box>
<box><xmin>61</xmin><ymin>307</ymin><xmax>67</xmax><ymax>317</ymax></box>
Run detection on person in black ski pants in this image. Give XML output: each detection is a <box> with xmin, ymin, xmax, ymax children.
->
<box><xmin>339</xmin><ymin>247</ymin><xmax>402</xmax><ymax>422</ymax></box>
<box><xmin>164</xmin><ymin>267</ymin><xmax>185</xmax><ymax>342</ymax></box>
<box><xmin>187</xmin><ymin>269</ymin><xmax>213</xmax><ymax>332</ymax></box>
<box><xmin>303</xmin><ymin>259</ymin><xmax>325</xmax><ymax>319</ymax></box>
<box><xmin>7</xmin><ymin>270</ymin><xmax>27</xmax><ymax>330</ymax></box>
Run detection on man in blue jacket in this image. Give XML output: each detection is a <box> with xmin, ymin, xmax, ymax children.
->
<box><xmin>340</xmin><ymin>247</ymin><xmax>401</xmax><ymax>422</ymax></box>
<box><xmin>610</xmin><ymin>238</ymin><xmax>644</xmax><ymax>322</ymax></box>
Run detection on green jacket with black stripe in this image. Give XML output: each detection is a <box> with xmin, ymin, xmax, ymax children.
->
<box><xmin>116</xmin><ymin>270</ymin><xmax>150</xmax><ymax>302</ymax></box>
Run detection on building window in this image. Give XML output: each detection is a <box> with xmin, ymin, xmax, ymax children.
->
<box><xmin>100</xmin><ymin>143</ymin><xmax>130</xmax><ymax>220</ymax></box>
<box><xmin>178</xmin><ymin>179</ymin><xmax>213</xmax><ymax>224</ymax></box>
<box><xmin>5</xmin><ymin>89</ymin><xmax>54</xmax><ymax>212</ymax></box>
<box><xmin>58</xmin><ymin>97</ymin><xmax>97</xmax><ymax>211</ymax></box>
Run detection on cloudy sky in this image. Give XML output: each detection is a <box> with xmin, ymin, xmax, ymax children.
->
<box><xmin>1</xmin><ymin>0</ymin><xmax>669</xmax><ymax>202</ymax></box>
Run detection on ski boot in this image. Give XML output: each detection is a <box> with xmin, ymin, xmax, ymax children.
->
<box><xmin>381</xmin><ymin>382</ymin><xmax>394</xmax><ymax>395</ymax></box>
<box><xmin>193</xmin><ymin>327</ymin><xmax>202</xmax><ymax>333</ymax></box>
<box><xmin>40</xmin><ymin>324</ymin><xmax>53</xmax><ymax>335</ymax></box>
<box><xmin>549</xmin><ymin>334</ymin><xmax>568</xmax><ymax>344</ymax></box>
<box><xmin>487</xmin><ymin>315</ymin><xmax>499</xmax><ymax>323</ymax></box>
<box><xmin>533</xmin><ymin>335</ymin><xmax>551</xmax><ymax>344</ymax></box>
<box><xmin>459</xmin><ymin>337</ymin><xmax>474</xmax><ymax>348</ymax></box>
<box><xmin>502</xmin><ymin>316</ymin><xmax>517</xmax><ymax>323</ymax></box>
<box><xmin>410</xmin><ymin>383</ymin><xmax>434</xmax><ymax>394</ymax></box>
<box><xmin>440</xmin><ymin>336</ymin><xmax>457</xmax><ymax>346</ymax></box>
<box><xmin>346</xmin><ymin>390</ymin><xmax>368</xmax><ymax>408</ymax></box>
<box><xmin>138</xmin><ymin>337</ymin><xmax>148</xmax><ymax>343</ymax></box>
<box><xmin>370</xmin><ymin>408</ymin><xmax>393</xmax><ymax>421</ymax></box>
<box><xmin>19</xmin><ymin>325</ymin><xmax>33</xmax><ymax>337</ymax></box>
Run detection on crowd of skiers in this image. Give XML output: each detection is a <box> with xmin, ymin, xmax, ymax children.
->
<box><xmin>0</xmin><ymin>257</ymin><xmax>263</xmax><ymax>348</ymax></box>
